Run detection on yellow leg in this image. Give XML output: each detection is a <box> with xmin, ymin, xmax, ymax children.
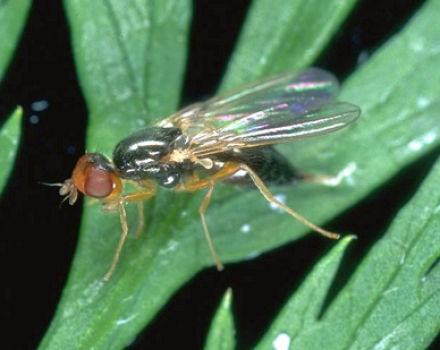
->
<box><xmin>104</xmin><ymin>199</ymin><xmax>129</xmax><ymax>281</ymax></box>
<box><xmin>198</xmin><ymin>182</ymin><xmax>224</xmax><ymax>271</ymax></box>
<box><xmin>239</xmin><ymin>163</ymin><xmax>339</xmax><ymax>239</ymax></box>
<box><xmin>176</xmin><ymin>163</ymin><xmax>241</xmax><ymax>270</ymax></box>
<box><xmin>178</xmin><ymin>163</ymin><xmax>241</xmax><ymax>192</ymax></box>
<box><xmin>177</xmin><ymin>160</ymin><xmax>338</xmax><ymax>271</ymax></box>
<box><xmin>104</xmin><ymin>182</ymin><xmax>156</xmax><ymax>281</ymax></box>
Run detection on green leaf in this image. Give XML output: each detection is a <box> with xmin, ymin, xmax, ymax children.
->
<box><xmin>256</xmin><ymin>155</ymin><xmax>440</xmax><ymax>349</ymax></box>
<box><xmin>0</xmin><ymin>107</ymin><xmax>22</xmax><ymax>195</ymax></box>
<box><xmin>0</xmin><ymin>0</ymin><xmax>32</xmax><ymax>84</ymax></box>
<box><xmin>41</xmin><ymin>0</ymin><xmax>440</xmax><ymax>349</ymax></box>
<box><xmin>255</xmin><ymin>236</ymin><xmax>355</xmax><ymax>350</ymax></box>
<box><xmin>204</xmin><ymin>289</ymin><xmax>236</xmax><ymax>350</ymax></box>
<box><xmin>220</xmin><ymin>0</ymin><xmax>359</xmax><ymax>91</ymax></box>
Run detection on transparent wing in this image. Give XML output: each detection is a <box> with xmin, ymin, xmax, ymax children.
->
<box><xmin>160</xmin><ymin>68</ymin><xmax>360</xmax><ymax>157</ymax></box>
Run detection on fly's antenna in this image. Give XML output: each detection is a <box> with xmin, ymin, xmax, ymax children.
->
<box><xmin>39</xmin><ymin>179</ymin><xmax>79</xmax><ymax>207</ymax></box>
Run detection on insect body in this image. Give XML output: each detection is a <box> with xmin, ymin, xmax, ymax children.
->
<box><xmin>54</xmin><ymin>68</ymin><xmax>360</xmax><ymax>280</ymax></box>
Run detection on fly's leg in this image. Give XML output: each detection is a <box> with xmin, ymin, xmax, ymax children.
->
<box><xmin>131</xmin><ymin>182</ymin><xmax>148</xmax><ymax>238</ymax></box>
<box><xmin>104</xmin><ymin>199</ymin><xmax>129</xmax><ymax>281</ymax></box>
<box><xmin>199</xmin><ymin>182</ymin><xmax>224</xmax><ymax>270</ymax></box>
<box><xmin>239</xmin><ymin>163</ymin><xmax>340</xmax><ymax>239</ymax></box>
<box><xmin>104</xmin><ymin>183</ymin><xmax>156</xmax><ymax>281</ymax></box>
<box><xmin>177</xmin><ymin>163</ymin><xmax>241</xmax><ymax>192</ymax></box>
<box><xmin>122</xmin><ymin>182</ymin><xmax>155</xmax><ymax>237</ymax></box>
<box><xmin>177</xmin><ymin>162</ymin><xmax>241</xmax><ymax>270</ymax></box>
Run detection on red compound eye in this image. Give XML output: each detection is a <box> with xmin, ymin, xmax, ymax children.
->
<box><xmin>84</xmin><ymin>168</ymin><xmax>114</xmax><ymax>198</ymax></box>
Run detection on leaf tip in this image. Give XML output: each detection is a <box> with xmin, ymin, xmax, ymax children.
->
<box><xmin>221</xmin><ymin>288</ymin><xmax>233</xmax><ymax>309</ymax></box>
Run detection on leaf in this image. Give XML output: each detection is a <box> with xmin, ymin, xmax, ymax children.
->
<box><xmin>204</xmin><ymin>289</ymin><xmax>236</xmax><ymax>350</ymax></box>
<box><xmin>256</xmin><ymin>155</ymin><xmax>440</xmax><ymax>349</ymax></box>
<box><xmin>41</xmin><ymin>0</ymin><xmax>440</xmax><ymax>349</ymax></box>
<box><xmin>255</xmin><ymin>236</ymin><xmax>355</xmax><ymax>350</ymax></box>
<box><xmin>0</xmin><ymin>0</ymin><xmax>32</xmax><ymax>84</ymax></box>
<box><xmin>220</xmin><ymin>0</ymin><xmax>359</xmax><ymax>91</ymax></box>
<box><xmin>0</xmin><ymin>107</ymin><xmax>22</xmax><ymax>195</ymax></box>
<box><xmin>63</xmin><ymin>0</ymin><xmax>191</xmax><ymax>154</ymax></box>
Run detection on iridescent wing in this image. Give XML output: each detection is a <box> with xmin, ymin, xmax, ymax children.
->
<box><xmin>160</xmin><ymin>68</ymin><xmax>360</xmax><ymax>158</ymax></box>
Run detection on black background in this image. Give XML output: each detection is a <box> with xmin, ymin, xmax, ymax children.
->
<box><xmin>1</xmin><ymin>0</ymin><xmax>438</xmax><ymax>349</ymax></box>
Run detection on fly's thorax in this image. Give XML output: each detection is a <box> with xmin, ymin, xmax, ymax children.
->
<box><xmin>112</xmin><ymin>127</ymin><xmax>189</xmax><ymax>188</ymax></box>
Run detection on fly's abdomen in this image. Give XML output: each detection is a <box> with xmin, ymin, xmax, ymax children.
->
<box><xmin>254</xmin><ymin>147</ymin><xmax>301</xmax><ymax>186</ymax></box>
<box><xmin>219</xmin><ymin>147</ymin><xmax>302</xmax><ymax>187</ymax></box>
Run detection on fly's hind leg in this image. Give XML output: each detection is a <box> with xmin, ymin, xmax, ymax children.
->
<box><xmin>104</xmin><ymin>182</ymin><xmax>156</xmax><ymax>281</ymax></box>
<box><xmin>239</xmin><ymin>163</ymin><xmax>340</xmax><ymax>240</ymax></box>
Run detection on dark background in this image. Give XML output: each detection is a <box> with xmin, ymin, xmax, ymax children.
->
<box><xmin>1</xmin><ymin>0</ymin><xmax>437</xmax><ymax>349</ymax></box>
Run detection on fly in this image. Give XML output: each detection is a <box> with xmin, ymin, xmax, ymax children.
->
<box><xmin>51</xmin><ymin>68</ymin><xmax>361</xmax><ymax>280</ymax></box>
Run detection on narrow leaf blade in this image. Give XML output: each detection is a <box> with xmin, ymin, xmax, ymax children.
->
<box><xmin>0</xmin><ymin>107</ymin><xmax>22</xmax><ymax>195</ymax></box>
<box><xmin>204</xmin><ymin>289</ymin><xmax>236</xmax><ymax>350</ymax></box>
<box><xmin>0</xmin><ymin>0</ymin><xmax>32</xmax><ymax>83</ymax></box>
<box><xmin>220</xmin><ymin>0</ymin><xmax>359</xmax><ymax>91</ymax></box>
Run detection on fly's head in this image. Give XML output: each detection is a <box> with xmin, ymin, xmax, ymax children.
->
<box><xmin>49</xmin><ymin>153</ymin><xmax>123</xmax><ymax>206</ymax></box>
<box><xmin>112</xmin><ymin>127</ymin><xmax>187</xmax><ymax>188</ymax></box>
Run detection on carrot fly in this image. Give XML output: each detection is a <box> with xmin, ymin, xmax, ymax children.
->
<box><xmin>51</xmin><ymin>68</ymin><xmax>360</xmax><ymax>280</ymax></box>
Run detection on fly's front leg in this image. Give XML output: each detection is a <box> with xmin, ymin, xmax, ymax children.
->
<box><xmin>128</xmin><ymin>182</ymin><xmax>153</xmax><ymax>238</ymax></box>
<box><xmin>104</xmin><ymin>200</ymin><xmax>129</xmax><ymax>281</ymax></box>
<box><xmin>121</xmin><ymin>181</ymin><xmax>157</xmax><ymax>237</ymax></box>
<box><xmin>104</xmin><ymin>182</ymin><xmax>156</xmax><ymax>281</ymax></box>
